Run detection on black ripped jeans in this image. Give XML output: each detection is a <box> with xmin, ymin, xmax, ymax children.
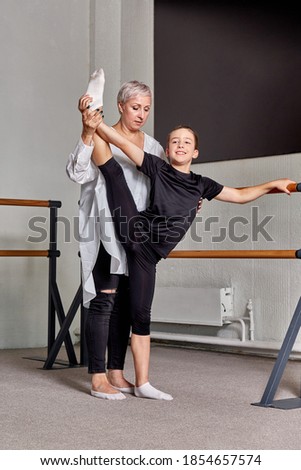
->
<box><xmin>85</xmin><ymin>243</ymin><xmax>131</xmax><ymax>373</ymax></box>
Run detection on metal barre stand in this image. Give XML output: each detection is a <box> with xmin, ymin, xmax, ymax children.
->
<box><xmin>251</xmin><ymin>297</ymin><xmax>301</xmax><ymax>409</ymax></box>
<box><xmin>0</xmin><ymin>198</ymin><xmax>87</xmax><ymax>369</ymax></box>
<box><xmin>169</xmin><ymin>248</ymin><xmax>301</xmax><ymax>410</ymax></box>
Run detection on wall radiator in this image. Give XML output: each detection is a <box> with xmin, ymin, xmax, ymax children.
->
<box><xmin>152</xmin><ymin>287</ymin><xmax>233</xmax><ymax>326</ymax></box>
<box><xmin>151</xmin><ymin>287</ymin><xmax>254</xmax><ymax>342</ymax></box>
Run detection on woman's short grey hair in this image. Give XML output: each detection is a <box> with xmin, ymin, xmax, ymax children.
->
<box><xmin>117</xmin><ymin>80</ymin><xmax>152</xmax><ymax>104</ymax></box>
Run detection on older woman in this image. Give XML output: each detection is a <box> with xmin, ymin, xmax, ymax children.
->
<box><xmin>67</xmin><ymin>76</ymin><xmax>165</xmax><ymax>400</ymax></box>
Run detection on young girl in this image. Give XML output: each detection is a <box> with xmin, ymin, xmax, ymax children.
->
<box><xmin>81</xmin><ymin>69</ymin><xmax>295</xmax><ymax>401</ymax></box>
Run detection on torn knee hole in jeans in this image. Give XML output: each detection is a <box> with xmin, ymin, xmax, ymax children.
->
<box><xmin>100</xmin><ymin>289</ymin><xmax>117</xmax><ymax>294</ymax></box>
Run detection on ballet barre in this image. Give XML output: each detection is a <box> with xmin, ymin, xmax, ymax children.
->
<box><xmin>0</xmin><ymin>198</ymin><xmax>59</xmax><ymax>207</ymax></box>
<box><xmin>0</xmin><ymin>250</ymin><xmax>59</xmax><ymax>257</ymax></box>
<box><xmin>168</xmin><ymin>250</ymin><xmax>301</xmax><ymax>259</ymax></box>
<box><xmin>167</xmin><ymin>250</ymin><xmax>301</xmax><ymax>410</ymax></box>
<box><xmin>0</xmin><ymin>198</ymin><xmax>84</xmax><ymax>369</ymax></box>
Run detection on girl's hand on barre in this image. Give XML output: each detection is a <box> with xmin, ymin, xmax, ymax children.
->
<box><xmin>272</xmin><ymin>178</ymin><xmax>296</xmax><ymax>195</ymax></box>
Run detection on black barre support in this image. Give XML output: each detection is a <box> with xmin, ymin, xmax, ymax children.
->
<box><xmin>44</xmin><ymin>205</ymin><xmax>78</xmax><ymax>367</ymax></box>
<box><xmin>252</xmin><ymin>297</ymin><xmax>301</xmax><ymax>409</ymax></box>
<box><xmin>43</xmin><ymin>204</ymin><xmax>87</xmax><ymax>368</ymax></box>
<box><xmin>33</xmin><ymin>204</ymin><xmax>87</xmax><ymax>369</ymax></box>
<box><xmin>43</xmin><ymin>285</ymin><xmax>83</xmax><ymax>369</ymax></box>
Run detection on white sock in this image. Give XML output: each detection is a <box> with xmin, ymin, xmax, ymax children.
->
<box><xmin>91</xmin><ymin>389</ymin><xmax>126</xmax><ymax>400</ymax></box>
<box><xmin>134</xmin><ymin>382</ymin><xmax>173</xmax><ymax>401</ymax></box>
<box><xmin>86</xmin><ymin>68</ymin><xmax>105</xmax><ymax>110</ymax></box>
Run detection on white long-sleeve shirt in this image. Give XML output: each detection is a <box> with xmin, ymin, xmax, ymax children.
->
<box><xmin>66</xmin><ymin>134</ymin><xmax>165</xmax><ymax>306</ymax></box>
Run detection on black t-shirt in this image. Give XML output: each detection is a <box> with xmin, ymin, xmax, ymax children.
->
<box><xmin>137</xmin><ymin>152</ymin><xmax>223</xmax><ymax>258</ymax></box>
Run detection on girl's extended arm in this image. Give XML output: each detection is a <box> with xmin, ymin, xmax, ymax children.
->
<box><xmin>215</xmin><ymin>179</ymin><xmax>296</xmax><ymax>203</ymax></box>
<box><xmin>96</xmin><ymin>120</ymin><xmax>144</xmax><ymax>166</ymax></box>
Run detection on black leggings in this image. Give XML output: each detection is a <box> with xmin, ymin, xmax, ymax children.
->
<box><xmin>85</xmin><ymin>243</ymin><xmax>131</xmax><ymax>373</ymax></box>
<box><xmin>99</xmin><ymin>158</ymin><xmax>161</xmax><ymax>336</ymax></box>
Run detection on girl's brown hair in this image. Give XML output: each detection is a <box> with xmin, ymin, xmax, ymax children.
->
<box><xmin>167</xmin><ymin>125</ymin><xmax>199</xmax><ymax>150</ymax></box>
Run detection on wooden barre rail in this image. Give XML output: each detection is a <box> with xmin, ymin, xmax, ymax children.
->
<box><xmin>2</xmin><ymin>249</ymin><xmax>299</xmax><ymax>259</ymax></box>
<box><xmin>0</xmin><ymin>250</ymin><xmax>48</xmax><ymax>257</ymax></box>
<box><xmin>0</xmin><ymin>250</ymin><xmax>60</xmax><ymax>257</ymax></box>
<box><xmin>0</xmin><ymin>198</ymin><xmax>61</xmax><ymax>208</ymax></box>
<box><xmin>168</xmin><ymin>250</ymin><xmax>301</xmax><ymax>259</ymax></box>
